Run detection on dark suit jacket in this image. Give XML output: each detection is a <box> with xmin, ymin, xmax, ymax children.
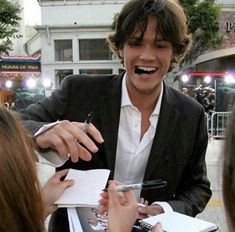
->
<box><xmin>20</xmin><ymin>73</ymin><xmax>211</xmax><ymax>230</ymax></box>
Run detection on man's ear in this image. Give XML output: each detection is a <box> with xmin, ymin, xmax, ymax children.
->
<box><xmin>118</xmin><ymin>50</ymin><xmax>124</xmax><ymax>65</ymax></box>
<box><xmin>118</xmin><ymin>50</ymin><xmax>123</xmax><ymax>58</ymax></box>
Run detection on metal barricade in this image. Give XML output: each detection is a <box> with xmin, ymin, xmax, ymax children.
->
<box><xmin>209</xmin><ymin>112</ymin><xmax>231</xmax><ymax>138</ymax></box>
<box><xmin>205</xmin><ymin>113</ymin><xmax>209</xmax><ymax>132</ymax></box>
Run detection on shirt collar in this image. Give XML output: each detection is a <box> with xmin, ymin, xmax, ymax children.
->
<box><xmin>121</xmin><ymin>73</ymin><xmax>164</xmax><ymax>116</ymax></box>
<box><xmin>121</xmin><ymin>73</ymin><xmax>132</xmax><ymax>107</ymax></box>
<box><xmin>153</xmin><ymin>81</ymin><xmax>163</xmax><ymax>116</ymax></box>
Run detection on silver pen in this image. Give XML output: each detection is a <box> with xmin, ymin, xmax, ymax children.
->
<box><xmin>83</xmin><ymin>112</ymin><xmax>93</xmax><ymax>133</ymax></box>
<box><xmin>103</xmin><ymin>179</ymin><xmax>167</xmax><ymax>192</ymax></box>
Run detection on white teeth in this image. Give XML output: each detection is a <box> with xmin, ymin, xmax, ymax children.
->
<box><xmin>137</xmin><ymin>66</ymin><xmax>157</xmax><ymax>72</ymax></box>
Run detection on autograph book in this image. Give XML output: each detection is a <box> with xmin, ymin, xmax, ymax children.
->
<box><xmin>139</xmin><ymin>211</ymin><xmax>218</xmax><ymax>232</ymax></box>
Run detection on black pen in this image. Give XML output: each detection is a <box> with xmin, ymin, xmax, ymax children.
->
<box><xmin>103</xmin><ymin>179</ymin><xmax>167</xmax><ymax>192</ymax></box>
<box><xmin>83</xmin><ymin>112</ymin><xmax>93</xmax><ymax>133</ymax></box>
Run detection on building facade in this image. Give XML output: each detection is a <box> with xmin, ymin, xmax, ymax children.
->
<box><xmin>24</xmin><ymin>0</ymin><xmax>235</xmax><ymax>108</ymax></box>
<box><xmin>31</xmin><ymin>0</ymin><xmax>126</xmax><ymax>92</ymax></box>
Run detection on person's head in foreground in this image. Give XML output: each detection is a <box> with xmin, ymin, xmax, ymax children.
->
<box><xmin>0</xmin><ymin>107</ymin><xmax>74</xmax><ymax>232</ymax></box>
<box><xmin>0</xmin><ymin>107</ymin><xmax>44</xmax><ymax>232</ymax></box>
<box><xmin>223</xmin><ymin>105</ymin><xmax>235</xmax><ymax>232</ymax></box>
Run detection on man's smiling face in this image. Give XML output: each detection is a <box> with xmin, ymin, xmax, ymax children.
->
<box><xmin>121</xmin><ymin>16</ymin><xmax>174</xmax><ymax>96</ymax></box>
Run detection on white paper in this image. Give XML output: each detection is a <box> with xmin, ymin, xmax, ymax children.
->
<box><xmin>140</xmin><ymin>211</ymin><xmax>218</xmax><ymax>232</ymax></box>
<box><xmin>55</xmin><ymin>169</ymin><xmax>110</xmax><ymax>207</ymax></box>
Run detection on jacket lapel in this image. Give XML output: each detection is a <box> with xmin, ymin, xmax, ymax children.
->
<box><xmin>97</xmin><ymin>76</ymin><xmax>180</xmax><ymax>180</ymax></box>
<box><xmin>98</xmin><ymin>74</ymin><xmax>123</xmax><ymax>178</ymax></box>
<box><xmin>144</xmin><ymin>84</ymin><xmax>180</xmax><ymax>180</ymax></box>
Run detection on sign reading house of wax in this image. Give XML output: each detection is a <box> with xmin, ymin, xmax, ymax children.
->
<box><xmin>226</xmin><ymin>22</ymin><xmax>235</xmax><ymax>33</ymax></box>
<box><xmin>0</xmin><ymin>62</ymin><xmax>40</xmax><ymax>72</ymax></box>
<box><xmin>0</xmin><ymin>55</ymin><xmax>41</xmax><ymax>73</ymax></box>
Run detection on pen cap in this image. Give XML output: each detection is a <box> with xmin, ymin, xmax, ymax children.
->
<box><xmin>85</xmin><ymin>112</ymin><xmax>94</xmax><ymax>124</ymax></box>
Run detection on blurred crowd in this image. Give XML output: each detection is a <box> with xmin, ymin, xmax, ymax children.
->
<box><xmin>182</xmin><ymin>85</ymin><xmax>215</xmax><ymax>116</ymax></box>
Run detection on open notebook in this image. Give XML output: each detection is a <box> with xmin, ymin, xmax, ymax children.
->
<box><xmin>139</xmin><ymin>211</ymin><xmax>218</xmax><ymax>232</ymax></box>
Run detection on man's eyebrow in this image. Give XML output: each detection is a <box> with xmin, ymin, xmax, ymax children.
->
<box><xmin>155</xmin><ymin>36</ymin><xmax>164</xmax><ymax>41</ymax></box>
<box><xmin>155</xmin><ymin>37</ymin><xmax>170</xmax><ymax>42</ymax></box>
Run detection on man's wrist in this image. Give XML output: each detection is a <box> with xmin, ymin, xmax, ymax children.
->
<box><xmin>148</xmin><ymin>205</ymin><xmax>164</xmax><ymax>216</ymax></box>
<box><xmin>34</xmin><ymin>121</ymin><xmax>60</xmax><ymax>137</ymax></box>
<box><xmin>138</xmin><ymin>204</ymin><xmax>164</xmax><ymax>216</ymax></box>
<box><xmin>151</xmin><ymin>201</ymin><xmax>173</xmax><ymax>213</ymax></box>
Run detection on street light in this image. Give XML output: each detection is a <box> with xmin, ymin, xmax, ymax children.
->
<box><xmin>5</xmin><ymin>80</ymin><xmax>13</xmax><ymax>88</ymax></box>
<box><xmin>204</xmin><ymin>75</ymin><xmax>212</xmax><ymax>84</ymax></box>
<box><xmin>181</xmin><ymin>74</ymin><xmax>189</xmax><ymax>83</ymax></box>
<box><xmin>42</xmin><ymin>78</ymin><xmax>52</xmax><ymax>89</ymax></box>
<box><xmin>26</xmin><ymin>78</ymin><xmax>37</xmax><ymax>89</ymax></box>
<box><xmin>224</xmin><ymin>74</ymin><xmax>235</xmax><ymax>84</ymax></box>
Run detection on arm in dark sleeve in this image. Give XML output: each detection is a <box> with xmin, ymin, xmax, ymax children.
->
<box><xmin>167</xmin><ymin>109</ymin><xmax>212</xmax><ymax>216</ymax></box>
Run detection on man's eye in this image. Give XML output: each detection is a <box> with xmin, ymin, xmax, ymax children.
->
<box><xmin>156</xmin><ymin>42</ymin><xmax>171</xmax><ymax>48</ymax></box>
<box><xmin>157</xmin><ymin>45</ymin><xmax>167</xmax><ymax>48</ymax></box>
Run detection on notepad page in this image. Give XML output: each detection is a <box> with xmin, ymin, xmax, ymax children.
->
<box><xmin>55</xmin><ymin>169</ymin><xmax>110</xmax><ymax>207</ymax></box>
<box><xmin>140</xmin><ymin>211</ymin><xmax>217</xmax><ymax>232</ymax></box>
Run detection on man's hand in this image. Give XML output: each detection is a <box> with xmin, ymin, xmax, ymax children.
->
<box><xmin>41</xmin><ymin>169</ymin><xmax>74</xmax><ymax>218</ymax></box>
<box><xmin>152</xmin><ymin>222</ymin><xmax>164</xmax><ymax>232</ymax></box>
<box><xmin>36</xmin><ymin>120</ymin><xmax>104</xmax><ymax>162</ymax></box>
<box><xmin>138</xmin><ymin>202</ymin><xmax>164</xmax><ymax>219</ymax></box>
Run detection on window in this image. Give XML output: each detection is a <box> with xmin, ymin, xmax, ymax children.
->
<box><xmin>55</xmin><ymin>40</ymin><xmax>72</xmax><ymax>61</ymax></box>
<box><xmin>79</xmin><ymin>39</ymin><xmax>112</xmax><ymax>60</ymax></box>
<box><xmin>55</xmin><ymin>69</ymin><xmax>73</xmax><ymax>85</ymax></box>
<box><xmin>79</xmin><ymin>69</ymin><xmax>112</xmax><ymax>75</ymax></box>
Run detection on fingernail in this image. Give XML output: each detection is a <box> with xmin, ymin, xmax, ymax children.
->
<box><xmin>72</xmin><ymin>157</ymin><xmax>78</xmax><ymax>162</ymax></box>
<box><xmin>92</xmin><ymin>146</ymin><xmax>98</xmax><ymax>152</ymax></box>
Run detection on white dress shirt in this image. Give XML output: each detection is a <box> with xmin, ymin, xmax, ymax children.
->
<box><xmin>113</xmin><ymin>75</ymin><xmax>172</xmax><ymax>213</ymax></box>
<box><xmin>114</xmin><ymin>74</ymin><xmax>163</xmax><ymax>196</ymax></box>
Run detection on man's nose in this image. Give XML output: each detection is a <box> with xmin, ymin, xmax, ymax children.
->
<box><xmin>139</xmin><ymin>45</ymin><xmax>156</xmax><ymax>61</ymax></box>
